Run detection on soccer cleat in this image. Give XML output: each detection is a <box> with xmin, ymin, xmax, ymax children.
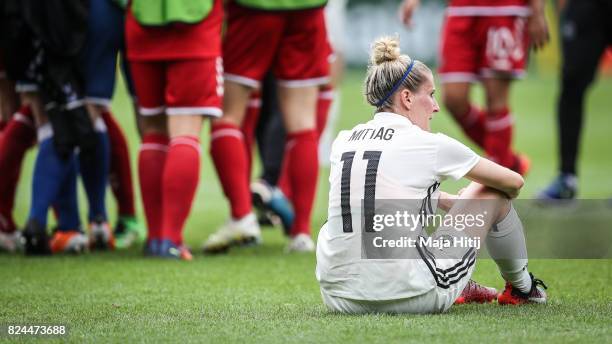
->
<box><xmin>537</xmin><ymin>173</ymin><xmax>577</xmax><ymax>201</ymax></box>
<box><xmin>50</xmin><ymin>230</ymin><xmax>88</xmax><ymax>254</ymax></box>
<box><xmin>285</xmin><ymin>233</ymin><xmax>315</xmax><ymax>253</ymax></box>
<box><xmin>0</xmin><ymin>230</ymin><xmax>22</xmax><ymax>253</ymax></box>
<box><xmin>114</xmin><ymin>216</ymin><xmax>146</xmax><ymax>249</ymax></box>
<box><xmin>251</xmin><ymin>180</ymin><xmax>294</xmax><ymax>236</ymax></box>
<box><xmin>498</xmin><ymin>273</ymin><xmax>548</xmax><ymax>305</ymax></box>
<box><xmin>22</xmin><ymin>219</ymin><xmax>51</xmax><ymax>255</ymax></box>
<box><xmin>454</xmin><ymin>280</ymin><xmax>498</xmax><ymax>304</ymax></box>
<box><xmin>202</xmin><ymin>213</ymin><xmax>262</xmax><ymax>254</ymax></box>
<box><xmin>158</xmin><ymin>239</ymin><xmax>193</xmax><ymax>261</ymax></box>
<box><xmin>88</xmin><ymin>218</ymin><xmax>115</xmax><ymax>250</ymax></box>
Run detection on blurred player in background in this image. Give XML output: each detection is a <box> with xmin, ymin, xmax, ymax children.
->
<box><xmin>203</xmin><ymin>0</ymin><xmax>330</xmax><ymax>253</ymax></box>
<box><xmin>81</xmin><ymin>0</ymin><xmax>144</xmax><ymax>248</ymax></box>
<box><xmin>316</xmin><ymin>36</ymin><xmax>547</xmax><ymax>314</ymax></box>
<box><xmin>1</xmin><ymin>0</ymin><xmax>107</xmax><ymax>255</ymax></box>
<box><xmin>538</xmin><ymin>0</ymin><xmax>612</xmax><ymax>200</ymax></box>
<box><xmin>0</xmin><ymin>0</ymin><xmax>144</xmax><ymax>253</ymax></box>
<box><xmin>126</xmin><ymin>0</ymin><xmax>224</xmax><ymax>259</ymax></box>
<box><xmin>247</xmin><ymin>0</ymin><xmax>345</xmax><ymax>237</ymax></box>
<box><xmin>400</xmin><ymin>0</ymin><xmax>549</xmax><ymax>174</ymax></box>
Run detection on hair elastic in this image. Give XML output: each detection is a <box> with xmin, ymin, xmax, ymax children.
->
<box><xmin>376</xmin><ymin>59</ymin><xmax>415</xmax><ymax>108</ymax></box>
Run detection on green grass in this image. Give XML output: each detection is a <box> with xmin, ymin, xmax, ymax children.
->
<box><xmin>1</xmin><ymin>69</ymin><xmax>611</xmax><ymax>343</ymax></box>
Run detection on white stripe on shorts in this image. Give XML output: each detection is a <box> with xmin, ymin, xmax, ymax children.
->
<box><xmin>277</xmin><ymin>76</ymin><xmax>331</xmax><ymax>88</ymax></box>
<box><xmin>225</xmin><ymin>73</ymin><xmax>260</xmax><ymax>88</ymax></box>
<box><xmin>166</xmin><ymin>107</ymin><xmax>222</xmax><ymax>117</ymax></box>
<box><xmin>140</xmin><ymin>106</ymin><xmax>165</xmax><ymax>116</ymax></box>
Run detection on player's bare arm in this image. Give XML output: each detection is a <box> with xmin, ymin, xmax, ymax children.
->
<box><xmin>528</xmin><ymin>0</ymin><xmax>550</xmax><ymax>51</ymax></box>
<box><xmin>465</xmin><ymin>158</ymin><xmax>524</xmax><ymax>199</ymax></box>
<box><xmin>398</xmin><ymin>0</ymin><xmax>420</xmax><ymax>27</ymax></box>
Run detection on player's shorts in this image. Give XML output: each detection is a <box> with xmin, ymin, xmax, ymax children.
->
<box><xmin>319</xmin><ymin>224</ymin><xmax>476</xmax><ymax>314</ymax></box>
<box><xmin>82</xmin><ymin>0</ymin><xmax>135</xmax><ymax>106</ymax></box>
<box><xmin>130</xmin><ymin>57</ymin><xmax>223</xmax><ymax>117</ymax></box>
<box><xmin>223</xmin><ymin>2</ymin><xmax>331</xmax><ymax>88</ymax></box>
<box><xmin>439</xmin><ymin>14</ymin><xmax>530</xmax><ymax>83</ymax></box>
<box><xmin>320</xmin><ymin>278</ymin><xmax>469</xmax><ymax>314</ymax></box>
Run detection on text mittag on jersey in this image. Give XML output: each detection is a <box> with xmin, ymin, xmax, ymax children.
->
<box><xmin>348</xmin><ymin>127</ymin><xmax>395</xmax><ymax>141</ymax></box>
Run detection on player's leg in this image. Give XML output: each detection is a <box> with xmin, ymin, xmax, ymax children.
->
<box><xmin>80</xmin><ymin>115</ymin><xmax>112</xmax><ymax>250</ymax></box>
<box><xmin>79</xmin><ymin>0</ymin><xmax>120</xmax><ymax>249</ymax></box>
<box><xmin>538</xmin><ymin>0</ymin><xmax>607</xmax><ymax>200</ymax></box>
<box><xmin>50</xmin><ymin>154</ymin><xmax>88</xmax><ymax>254</ymax></box>
<box><xmin>0</xmin><ymin>105</ymin><xmax>35</xmax><ymax>240</ymax></box>
<box><xmin>479</xmin><ymin>16</ymin><xmax>531</xmax><ymax>174</ymax></box>
<box><xmin>481</xmin><ymin>77</ymin><xmax>522</xmax><ymax>170</ymax></box>
<box><xmin>439</xmin><ymin>15</ymin><xmax>487</xmax><ymax>148</ymax></box>
<box><xmin>274</xmin><ymin>7</ymin><xmax>330</xmax><ymax>252</ymax></box>
<box><xmin>22</xmin><ymin>91</ymin><xmax>69</xmax><ymax>255</ymax></box>
<box><xmin>129</xmin><ymin>60</ymin><xmax>168</xmax><ymax>255</ymax></box>
<box><xmin>204</xmin><ymin>3</ymin><xmax>282</xmax><ymax>253</ymax></box>
<box><xmin>250</xmin><ymin>73</ymin><xmax>294</xmax><ymax>236</ymax></box>
<box><xmin>86</xmin><ymin>0</ymin><xmax>143</xmax><ymax>246</ymax></box>
<box><xmin>431</xmin><ymin>183</ymin><xmax>547</xmax><ymax>308</ymax></box>
<box><xmin>241</xmin><ymin>91</ymin><xmax>261</xmax><ymax>176</ymax></box>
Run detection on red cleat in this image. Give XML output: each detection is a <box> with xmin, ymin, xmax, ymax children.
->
<box><xmin>454</xmin><ymin>280</ymin><xmax>498</xmax><ymax>305</ymax></box>
<box><xmin>498</xmin><ymin>273</ymin><xmax>548</xmax><ymax>305</ymax></box>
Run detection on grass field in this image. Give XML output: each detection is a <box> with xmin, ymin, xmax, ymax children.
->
<box><xmin>2</xmin><ymin>69</ymin><xmax>611</xmax><ymax>343</ymax></box>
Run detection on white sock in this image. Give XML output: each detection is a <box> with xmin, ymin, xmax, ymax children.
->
<box><xmin>486</xmin><ymin>205</ymin><xmax>532</xmax><ymax>293</ymax></box>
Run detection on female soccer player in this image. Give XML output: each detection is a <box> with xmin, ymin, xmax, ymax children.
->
<box><xmin>400</xmin><ymin>0</ymin><xmax>549</xmax><ymax>175</ymax></box>
<box><xmin>126</xmin><ymin>0</ymin><xmax>224</xmax><ymax>259</ymax></box>
<box><xmin>316</xmin><ymin>36</ymin><xmax>547</xmax><ymax>314</ymax></box>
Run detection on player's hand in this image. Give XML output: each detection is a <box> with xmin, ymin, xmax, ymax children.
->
<box><xmin>398</xmin><ymin>0</ymin><xmax>420</xmax><ymax>28</ymax></box>
<box><xmin>527</xmin><ymin>9</ymin><xmax>549</xmax><ymax>51</ymax></box>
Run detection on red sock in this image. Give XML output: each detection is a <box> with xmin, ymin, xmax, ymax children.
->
<box><xmin>241</xmin><ymin>93</ymin><xmax>261</xmax><ymax>177</ymax></box>
<box><xmin>0</xmin><ymin>106</ymin><xmax>36</xmax><ymax>233</ymax></box>
<box><xmin>285</xmin><ymin>130</ymin><xmax>318</xmax><ymax>237</ymax></box>
<box><xmin>484</xmin><ymin>108</ymin><xmax>515</xmax><ymax>168</ymax></box>
<box><xmin>454</xmin><ymin>104</ymin><xmax>486</xmax><ymax>149</ymax></box>
<box><xmin>101</xmin><ymin>111</ymin><xmax>136</xmax><ymax>217</ymax></box>
<box><xmin>161</xmin><ymin>136</ymin><xmax>201</xmax><ymax>246</ymax></box>
<box><xmin>138</xmin><ymin>133</ymin><xmax>169</xmax><ymax>241</ymax></box>
<box><xmin>316</xmin><ymin>86</ymin><xmax>333</xmax><ymax>140</ymax></box>
<box><xmin>210</xmin><ymin>122</ymin><xmax>252</xmax><ymax>219</ymax></box>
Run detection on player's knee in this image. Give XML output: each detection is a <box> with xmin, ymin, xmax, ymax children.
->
<box><xmin>140</xmin><ymin>115</ymin><xmax>167</xmax><ymax>135</ymax></box>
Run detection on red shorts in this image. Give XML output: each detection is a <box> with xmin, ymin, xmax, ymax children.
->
<box><xmin>125</xmin><ymin>0</ymin><xmax>223</xmax><ymax>61</ymax></box>
<box><xmin>223</xmin><ymin>3</ymin><xmax>331</xmax><ymax>88</ymax></box>
<box><xmin>130</xmin><ymin>58</ymin><xmax>223</xmax><ymax>117</ymax></box>
<box><xmin>439</xmin><ymin>14</ymin><xmax>529</xmax><ymax>83</ymax></box>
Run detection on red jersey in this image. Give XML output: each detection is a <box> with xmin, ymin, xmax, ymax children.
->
<box><xmin>447</xmin><ymin>0</ymin><xmax>530</xmax><ymax>17</ymax></box>
<box><xmin>125</xmin><ymin>0</ymin><xmax>222</xmax><ymax>61</ymax></box>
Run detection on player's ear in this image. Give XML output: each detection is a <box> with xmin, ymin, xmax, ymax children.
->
<box><xmin>400</xmin><ymin>88</ymin><xmax>412</xmax><ymax>111</ymax></box>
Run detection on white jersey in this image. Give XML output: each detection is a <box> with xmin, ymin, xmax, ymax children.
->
<box><xmin>316</xmin><ymin>112</ymin><xmax>479</xmax><ymax>301</ymax></box>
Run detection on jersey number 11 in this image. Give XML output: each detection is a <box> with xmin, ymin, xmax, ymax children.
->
<box><xmin>340</xmin><ymin>150</ymin><xmax>382</xmax><ymax>233</ymax></box>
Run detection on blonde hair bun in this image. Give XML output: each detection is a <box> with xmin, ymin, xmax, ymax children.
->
<box><xmin>371</xmin><ymin>36</ymin><xmax>401</xmax><ymax>65</ymax></box>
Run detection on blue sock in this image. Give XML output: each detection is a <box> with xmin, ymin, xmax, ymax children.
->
<box><xmin>79</xmin><ymin>119</ymin><xmax>110</xmax><ymax>222</ymax></box>
<box><xmin>29</xmin><ymin>130</ymin><xmax>74</xmax><ymax>228</ymax></box>
<box><xmin>54</xmin><ymin>154</ymin><xmax>81</xmax><ymax>232</ymax></box>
